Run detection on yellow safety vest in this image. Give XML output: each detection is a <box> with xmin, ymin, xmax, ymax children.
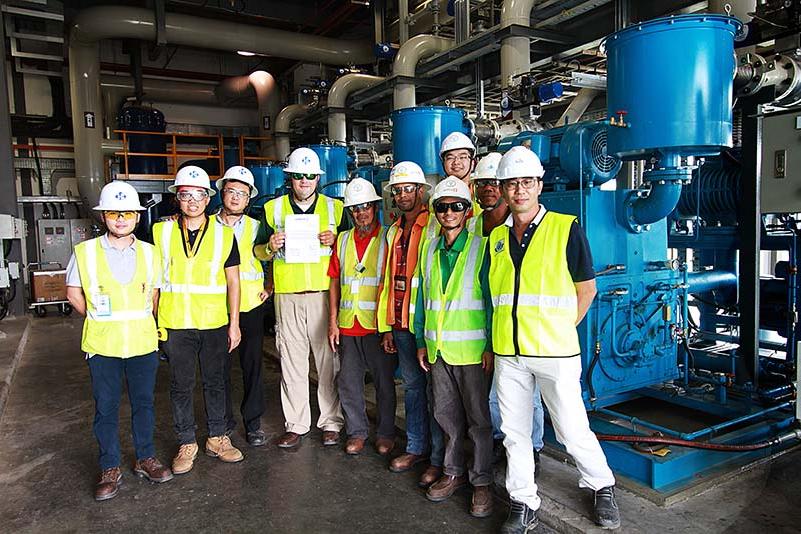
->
<box><xmin>489</xmin><ymin>212</ymin><xmax>581</xmax><ymax>357</ymax></box>
<box><xmin>153</xmin><ymin>219</ymin><xmax>234</xmax><ymax>330</ymax></box>
<box><xmin>466</xmin><ymin>212</ymin><xmax>484</xmax><ymax>236</ymax></box>
<box><xmin>212</xmin><ymin>214</ymin><xmax>264</xmax><ymax>313</ymax></box>
<box><xmin>410</xmin><ymin>232</ymin><xmax>487</xmax><ymax>365</ymax></box>
<box><xmin>337</xmin><ymin>227</ymin><xmax>387</xmax><ymax>331</ymax></box>
<box><xmin>74</xmin><ymin>236</ymin><xmax>159</xmax><ymax>358</ymax></box>
<box><xmin>265</xmin><ymin>194</ymin><xmax>344</xmax><ymax>294</ymax></box>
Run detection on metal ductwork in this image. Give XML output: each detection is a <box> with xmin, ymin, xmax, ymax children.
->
<box><xmin>69</xmin><ymin>5</ymin><xmax>374</xmax><ymax>215</ymax></box>
<box><xmin>327</xmin><ymin>74</ymin><xmax>386</xmax><ymax>144</ymax></box>
<box><xmin>275</xmin><ymin>104</ymin><xmax>310</xmax><ymax>161</ymax></box>
<box><xmin>500</xmin><ymin>0</ymin><xmax>535</xmax><ymax>89</ymax></box>
<box><xmin>392</xmin><ymin>34</ymin><xmax>453</xmax><ymax>110</ymax></box>
<box><xmin>557</xmin><ymin>88</ymin><xmax>600</xmax><ymax>126</ymax></box>
<box><xmin>216</xmin><ymin>71</ymin><xmax>279</xmax><ymax>159</ymax></box>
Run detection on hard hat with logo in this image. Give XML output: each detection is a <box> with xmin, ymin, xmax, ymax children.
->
<box><xmin>384</xmin><ymin>160</ymin><xmax>430</xmax><ymax>191</ymax></box>
<box><xmin>439</xmin><ymin>131</ymin><xmax>476</xmax><ymax>157</ymax></box>
<box><xmin>343</xmin><ymin>177</ymin><xmax>382</xmax><ymax>207</ymax></box>
<box><xmin>472</xmin><ymin>152</ymin><xmax>503</xmax><ymax>181</ymax></box>
<box><xmin>216</xmin><ymin>165</ymin><xmax>258</xmax><ymax>198</ymax></box>
<box><xmin>168</xmin><ymin>165</ymin><xmax>216</xmax><ymax>195</ymax></box>
<box><xmin>284</xmin><ymin>147</ymin><xmax>325</xmax><ymax>175</ymax></box>
<box><xmin>496</xmin><ymin>146</ymin><xmax>545</xmax><ymax>180</ymax></box>
<box><xmin>431</xmin><ymin>176</ymin><xmax>472</xmax><ymax>204</ymax></box>
<box><xmin>93</xmin><ymin>181</ymin><xmax>146</xmax><ymax>211</ymax></box>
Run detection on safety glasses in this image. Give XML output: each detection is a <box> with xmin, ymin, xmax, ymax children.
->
<box><xmin>104</xmin><ymin>210</ymin><xmax>137</xmax><ymax>220</ymax></box>
<box><xmin>349</xmin><ymin>202</ymin><xmax>374</xmax><ymax>213</ymax></box>
<box><xmin>222</xmin><ymin>188</ymin><xmax>249</xmax><ymax>199</ymax></box>
<box><xmin>289</xmin><ymin>173</ymin><xmax>318</xmax><ymax>181</ymax></box>
<box><xmin>434</xmin><ymin>200</ymin><xmax>469</xmax><ymax>214</ymax></box>
<box><xmin>176</xmin><ymin>190</ymin><xmax>209</xmax><ymax>202</ymax></box>
<box><xmin>502</xmin><ymin>178</ymin><xmax>540</xmax><ymax>191</ymax></box>
<box><xmin>443</xmin><ymin>154</ymin><xmax>473</xmax><ymax>164</ymax></box>
<box><xmin>390</xmin><ymin>184</ymin><xmax>419</xmax><ymax>196</ymax></box>
<box><xmin>475</xmin><ymin>179</ymin><xmax>501</xmax><ymax>188</ymax></box>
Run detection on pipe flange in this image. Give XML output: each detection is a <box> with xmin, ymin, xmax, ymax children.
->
<box><xmin>736</xmin><ymin>53</ymin><xmax>768</xmax><ymax>97</ymax></box>
<box><xmin>773</xmin><ymin>54</ymin><xmax>801</xmax><ymax>107</ymax></box>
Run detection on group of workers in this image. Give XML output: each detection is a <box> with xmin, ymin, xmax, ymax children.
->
<box><xmin>67</xmin><ymin>131</ymin><xmax>622</xmax><ymax>533</ymax></box>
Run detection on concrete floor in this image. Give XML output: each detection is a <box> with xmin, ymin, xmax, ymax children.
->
<box><xmin>1</xmin><ymin>316</ymin><xmax>800</xmax><ymax>533</ymax></box>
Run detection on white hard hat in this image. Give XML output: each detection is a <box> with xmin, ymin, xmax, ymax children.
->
<box><xmin>284</xmin><ymin>147</ymin><xmax>325</xmax><ymax>175</ymax></box>
<box><xmin>432</xmin><ymin>176</ymin><xmax>472</xmax><ymax>204</ymax></box>
<box><xmin>384</xmin><ymin>160</ymin><xmax>430</xmax><ymax>191</ymax></box>
<box><xmin>168</xmin><ymin>165</ymin><xmax>216</xmax><ymax>196</ymax></box>
<box><xmin>472</xmin><ymin>152</ymin><xmax>503</xmax><ymax>181</ymax></box>
<box><xmin>343</xmin><ymin>178</ymin><xmax>382</xmax><ymax>207</ymax></box>
<box><xmin>497</xmin><ymin>146</ymin><xmax>545</xmax><ymax>180</ymax></box>
<box><xmin>93</xmin><ymin>181</ymin><xmax>145</xmax><ymax>211</ymax></box>
<box><xmin>216</xmin><ymin>166</ymin><xmax>258</xmax><ymax>198</ymax></box>
<box><xmin>439</xmin><ymin>131</ymin><xmax>476</xmax><ymax>157</ymax></box>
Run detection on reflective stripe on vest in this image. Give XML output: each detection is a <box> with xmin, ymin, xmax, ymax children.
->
<box><xmin>212</xmin><ymin>214</ymin><xmax>265</xmax><ymax>312</ymax></box>
<box><xmin>488</xmin><ymin>212</ymin><xmax>581</xmax><ymax>357</ymax></box>
<box><xmin>337</xmin><ymin>227</ymin><xmax>386</xmax><ymax>330</ymax></box>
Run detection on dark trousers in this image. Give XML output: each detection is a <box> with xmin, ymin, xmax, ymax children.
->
<box><xmin>337</xmin><ymin>333</ymin><xmax>398</xmax><ymax>440</ymax></box>
<box><xmin>162</xmin><ymin>327</ymin><xmax>228</xmax><ymax>444</ymax></box>
<box><xmin>87</xmin><ymin>352</ymin><xmax>159</xmax><ymax>470</ymax></box>
<box><xmin>431</xmin><ymin>358</ymin><xmax>494</xmax><ymax>486</ymax></box>
<box><xmin>225</xmin><ymin>303</ymin><xmax>266</xmax><ymax>433</ymax></box>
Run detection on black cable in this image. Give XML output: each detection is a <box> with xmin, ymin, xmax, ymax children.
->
<box><xmin>31</xmin><ymin>138</ymin><xmax>45</xmax><ymax>194</ymax></box>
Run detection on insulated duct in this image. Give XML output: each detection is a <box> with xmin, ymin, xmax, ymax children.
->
<box><xmin>327</xmin><ymin>74</ymin><xmax>386</xmax><ymax>144</ymax></box>
<box><xmin>500</xmin><ymin>0</ymin><xmax>535</xmax><ymax>89</ymax></box>
<box><xmin>275</xmin><ymin>104</ymin><xmax>310</xmax><ymax>161</ymax></box>
<box><xmin>216</xmin><ymin>71</ymin><xmax>278</xmax><ymax>159</ymax></box>
<box><xmin>69</xmin><ymin>5</ymin><xmax>373</xmax><ymax>214</ymax></box>
<box><xmin>393</xmin><ymin>34</ymin><xmax>453</xmax><ymax>110</ymax></box>
<box><xmin>558</xmin><ymin>88</ymin><xmax>600</xmax><ymax>126</ymax></box>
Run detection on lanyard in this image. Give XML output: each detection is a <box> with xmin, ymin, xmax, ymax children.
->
<box><xmin>182</xmin><ymin>217</ymin><xmax>207</xmax><ymax>259</ymax></box>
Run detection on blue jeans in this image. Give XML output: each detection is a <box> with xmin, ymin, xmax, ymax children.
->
<box><xmin>87</xmin><ymin>352</ymin><xmax>159</xmax><ymax>470</ymax></box>
<box><xmin>393</xmin><ymin>328</ymin><xmax>444</xmax><ymax>466</ymax></box>
<box><xmin>489</xmin><ymin>372</ymin><xmax>544</xmax><ymax>450</ymax></box>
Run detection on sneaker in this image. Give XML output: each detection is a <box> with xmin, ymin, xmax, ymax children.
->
<box><xmin>593</xmin><ymin>486</ymin><xmax>621</xmax><ymax>529</ymax></box>
<box><xmin>206</xmin><ymin>435</ymin><xmax>244</xmax><ymax>463</ymax></box>
<box><xmin>172</xmin><ymin>443</ymin><xmax>198</xmax><ymax>475</ymax></box>
<box><xmin>500</xmin><ymin>499</ymin><xmax>538</xmax><ymax>534</ymax></box>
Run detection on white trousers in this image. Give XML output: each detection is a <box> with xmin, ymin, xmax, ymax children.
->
<box><xmin>495</xmin><ymin>355</ymin><xmax>615</xmax><ymax>510</ymax></box>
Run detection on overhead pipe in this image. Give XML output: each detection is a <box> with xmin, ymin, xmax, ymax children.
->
<box><xmin>69</xmin><ymin>5</ymin><xmax>373</xmax><ymax>215</ymax></box>
<box><xmin>327</xmin><ymin>74</ymin><xmax>386</xmax><ymax>144</ymax></box>
<box><xmin>275</xmin><ymin>104</ymin><xmax>310</xmax><ymax>162</ymax></box>
<box><xmin>557</xmin><ymin>88</ymin><xmax>600</xmax><ymax>126</ymax></box>
<box><xmin>500</xmin><ymin>0</ymin><xmax>535</xmax><ymax>89</ymax></box>
<box><xmin>216</xmin><ymin>71</ymin><xmax>278</xmax><ymax>159</ymax></box>
<box><xmin>687</xmin><ymin>271</ymin><xmax>738</xmax><ymax>294</ymax></box>
<box><xmin>392</xmin><ymin>34</ymin><xmax>453</xmax><ymax>110</ymax></box>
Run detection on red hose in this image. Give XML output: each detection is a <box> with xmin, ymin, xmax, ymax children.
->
<box><xmin>595</xmin><ymin>433</ymin><xmax>778</xmax><ymax>452</ymax></box>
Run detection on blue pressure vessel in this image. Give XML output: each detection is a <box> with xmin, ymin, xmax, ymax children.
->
<box><xmin>602</xmin><ymin>15</ymin><xmax>742</xmax><ymax>160</ymax></box>
<box><xmin>391</xmin><ymin>106</ymin><xmax>472</xmax><ymax>177</ymax></box>
<box><xmin>309</xmin><ymin>144</ymin><xmax>349</xmax><ymax>199</ymax></box>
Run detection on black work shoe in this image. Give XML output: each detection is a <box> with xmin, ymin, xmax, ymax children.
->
<box><xmin>247</xmin><ymin>430</ymin><xmax>266</xmax><ymax>447</ymax></box>
<box><xmin>593</xmin><ymin>486</ymin><xmax>621</xmax><ymax>529</ymax></box>
<box><xmin>500</xmin><ymin>499</ymin><xmax>538</xmax><ymax>534</ymax></box>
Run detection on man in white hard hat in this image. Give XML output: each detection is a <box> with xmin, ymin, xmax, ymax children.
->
<box><xmin>440</xmin><ymin>131</ymin><xmax>477</xmax><ymax>184</ymax></box>
<box><xmin>486</xmin><ymin>147</ymin><xmax>620</xmax><ymax>532</ymax></box>
<box><xmin>66</xmin><ymin>181</ymin><xmax>173</xmax><ymax>501</ymax></box>
<box><xmin>213</xmin><ymin>166</ymin><xmax>269</xmax><ymax>447</ymax></box>
<box><xmin>471</xmin><ymin>152</ymin><xmax>546</xmax><ymax>472</ymax></box>
<box><xmin>410</xmin><ymin>177</ymin><xmax>494</xmax><ymax>518</ymax></box>
<box><xmin>327</xmin><ymin>178</ymin><xmax>397</xmax><ymax>456</ymax></box>
<box><xmin>254</xmin><ymin>147</ymin><xmax>346</xmax><ymax>449</ymax></box>
<box><xmin>154</xmin><ymin>165</ymin><xmax>244</xmax><ymax>475</ymax></box>
<box><xmin>377</xmin><ymin>161</ymin><xmax>445</xmax><ymax>487</ymax></box>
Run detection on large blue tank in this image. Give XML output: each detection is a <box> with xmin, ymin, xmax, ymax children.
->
<box><xmin>309</xmin><ymin>144</ymin><xmax>349</xmax><ymax>199</ymax></box>
<box><xmin>118</xmin><ymin>105</ymin><xmax>167</xmax><ymax>174</ymax></box>
<box><xmin>602</xmin><ymin>15</ymin><xmax>741</xmax><ymax>160</ymax></box>
<box><xmin>391</xmin><ymin>106</ymin><xmax>472</xmax><ymax>178</ymax></box>
<box><xmin>249</xmin><ymin>164</ymin><xmax>286</xmax><ymax>201</ymax></box>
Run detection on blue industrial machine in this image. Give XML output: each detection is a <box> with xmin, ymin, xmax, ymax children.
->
<box><xmin>118</xmin><ymin>104</ymin><xmax>168</xmax><ymax>175</ymax></box>
<box><xmin>309</xmin><ymin>144</ymin><xmax>350</xmax><ymax>199</ymax></box>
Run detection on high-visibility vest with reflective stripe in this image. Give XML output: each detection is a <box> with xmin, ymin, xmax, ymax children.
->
<box><xmin>411</xmin><ymin>231</ymin><xmax>488</xmax><ymax>365</ymax></box>
<box><xmin>488</xmin><ymin>212</ymin><xmax>580</xmax><ymax>357</ymax></box>
<box><xmin>211</xmin><ymin>214</ymin><xmax>264</xmax><ymax>313</ymax></box>
<box><xmin>265</xmin><ymin>194</ymin><xmax>343</xmax><ymax>294</ymax></box>
<box><xmin>153</xmin><ymin>219</ymin><xmax>234</xmax><ymax>330</ymax></box>
<box><xmin>337</xmin><ymin>227</ymin><xmax>387</xmax><ymax>330</ymax></box>
<box><xmin>75</xmin><ymin>237</ymin><xmax>159</xmax><ymax>357</ymax></box>
<box><xmin>466</xmin><ymin>212</ymin><xmax>484</xmax><ymax>236</ymax></box>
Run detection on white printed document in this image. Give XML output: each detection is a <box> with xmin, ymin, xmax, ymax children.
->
<box><xmin>284</xmin><ymin>214</ymin><xmax>321</xmax><ymax>264</ymax></box>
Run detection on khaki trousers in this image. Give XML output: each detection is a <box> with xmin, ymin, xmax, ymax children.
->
<box><xmin>275</xmin><ymin>291</ymin><xmax>343</xmax><ymax>434</ymax></box>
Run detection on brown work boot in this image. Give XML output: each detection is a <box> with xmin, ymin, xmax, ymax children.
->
<box><xmin>426</xmin><ymin>474</ymin><xmax>467</xmax><ymax>502</ymax></box>
<box><xmin>172</xmin><ymin>442</ymin><xmax>198</xmax><ymax>475</ymax></box>
<box><xmin>94</xmin><ymin>467</ymin><xmax>122</xmax><ymax>501</ymax></box>
<box><xmin>345</xmin><ymin>437</ymin><xmax>366</xmax><ymax>455</ymax></box>
<box><xmin>389</xmin><ymin>453</ymin><xmax>427</xmax><ymax>473</ymax></box>
<box><xmin>375</xmin><ymin>437</ymin><xmax>395</xmax><ymax>456</ymax></box>
<box><xmin>470</xmin><ymin>485</ymin><xmax>494</xmax><ymax>518</ymax></box>
<box><xmin>277</xmin><ymin>432</ymin><xmax>303</xmax><ymax>449</ymax></box>
<box><xmin>322</xmin><ymin>431</ymin><xmax>340</xmax><ymax>446</ymax></box>
<box><xmin>418</xmin><ymin>464</ymin><xmax>443</xmax><ymax>488</ymax></box>
<box><xmin>206</xmin><ymin>435</ymin><xmax>244</xmax><ymax>463</ymax></box>
<box><xmin>133</xmin><ymin>457</ymin><xmax>174</xmax><ymax>483</ymax></box>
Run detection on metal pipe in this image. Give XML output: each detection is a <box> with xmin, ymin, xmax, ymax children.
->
<box><xmin>399</xmin><ymin>0</ymin><xmax>410</xmax><ymax>45</ymax></box>
<box><xmin>558</xmin><ymin>88</ymin><xmax>600</xmax><ymax>126</ymax></box>
<box><xmin>686</xmin><ymin>271</ymin><xmax>738</xmax><ymax>294</ymax></box>
<box><xmin>275</xmin><ymin>104</ymin><xmax>310</xmax><ymax>161</ymax></box>
<box><xmin>392</xmin><ymin>34</ymin><xmax>453</xmax><ymax>110</ymax></box>
<box><xmin>454</xmin><ymin>0</ymin><xmax>470</xmax><ymax>44</ymax></box>
<box><xmin>628</xmin><ymin>180</ymin><xmax>683</xmax><ymax>228</ymax></box>
<box><xmin>327</xmin><ymin>74</ymin><xmax>386</xmax><ymax>144</ymax></box>
<box><xmin>500</xmin><ymin>0</ymin><xmax>535</xmax><ymax>89</ymax></box>
<box><xmin>216</xmin><ymin>71</ymin><xmax>278</xmax><ymax>158</ymax></box>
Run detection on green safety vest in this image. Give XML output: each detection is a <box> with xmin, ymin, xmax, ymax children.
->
<box><xmin>153</xmin><ymin>219</ymin><xmax>234</xmax><ymax>330</ymax></box>
<box><xmin>265</xmin><ymin>194</ymin><xmax>343</xmax><ymax>294</ymax></box>
<box><xmin>212</xmin><ymin>214</ymin><xmax>264</xmax><ymax>313</ymax></box>
<box><xmin>411</xmin><ymin>231</ymin><xmax>488</xmax><ymax>365</ymax></box>
<box><xmin>74</xmin><ymin>237</ymin><xmax>159</xmax><ymax>357</ymax></box>
<box><xmin>488</xmin><ymin>211</ymin><xmax>581</xmax><ymax>357</ymax></box>
<box><xmin>337</xmin><ymin>227</ymin><xmax>387</xmax><ymax>331</ymax></box>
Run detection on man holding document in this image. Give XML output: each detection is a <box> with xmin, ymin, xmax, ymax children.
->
<box><xmin>256</xmin><ymin>147</ymin><xmax>347</xmax><ymax>449</ymax></box>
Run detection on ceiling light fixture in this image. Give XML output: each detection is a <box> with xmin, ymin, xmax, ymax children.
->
<box><xmin>237</xmin><ymin>50</ymin><xmax>256</xmax><ymax>56</ymax></box>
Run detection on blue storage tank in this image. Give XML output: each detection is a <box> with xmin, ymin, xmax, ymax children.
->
<box><xmin>310</xmin><ymin>144</ymin><xmax>349</xmax><ymax>199</ymax></box>
<box><xmin>602</xmin><ymin>14</ymin><xmax>741</xmax><ymax>160</ymax></box>
<box><xmin>118</xmin><ymin>105</ymin><xmax>168</xmax><ymax>174</ymax></box>
<box><xmin>391</xmin><ymin>106</ymin><xmax>472</xmax><ymax>178</ymax></box>
<box><xmin>249</xmin><ymin>164</ymin><xmax>286</xmax><ymax>201</ymax></box>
